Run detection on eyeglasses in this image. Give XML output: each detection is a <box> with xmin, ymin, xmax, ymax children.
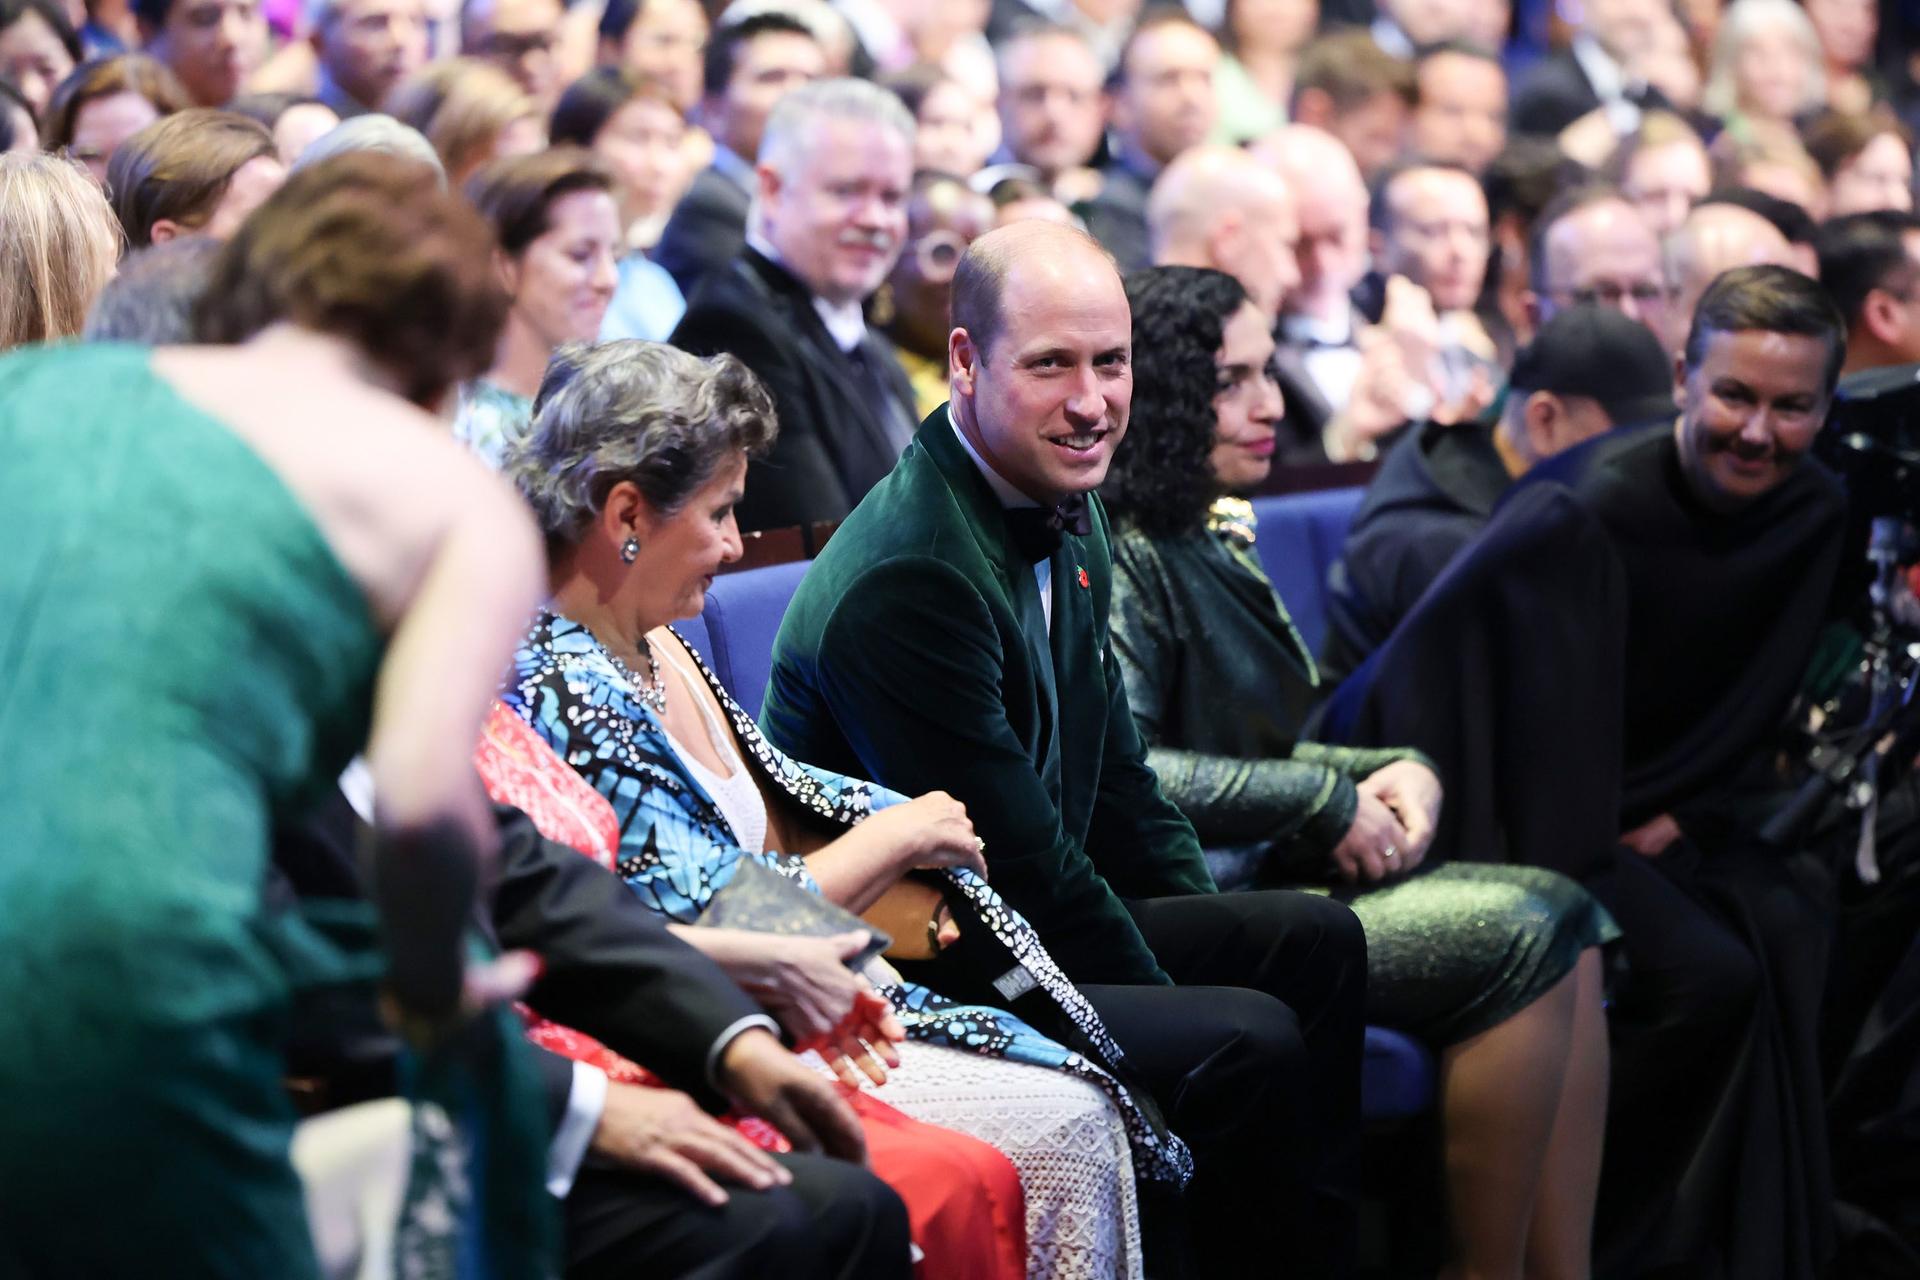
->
<box><xmin>910</xmin><ymin>230</ymin><xmax>968</xmax><ymax>280</ymax></box>
<box><xmin>1550</xmin><ymin>281</ymin><xmax>1674</xmax><ymax>308</ymax></box>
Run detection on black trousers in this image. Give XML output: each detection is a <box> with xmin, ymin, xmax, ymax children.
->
<box><xmin>563</xmin><ymin>1150</ymin><xmax>912</xmax><ymax>1280</ymax></box>
<box><xmin>1592</xmin><ymin>842</ymin><xmax>1833</xmax><ymax>1280</ymax></box>
<box><xmin>1084</xmin><ymin>889</ymin><xmax>1369</xmax><ymax>1280</ymax></box>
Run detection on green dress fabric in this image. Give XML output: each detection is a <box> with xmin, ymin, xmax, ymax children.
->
<box><xmin>0</xmin><ymin>344</ymin><xmax>389</xmax><ymax>1275</ymax></box>
<box><xmin>1108</xmin><ymin>504</ymin><xmax>1619</xmax><ymax>1046</ymax></box>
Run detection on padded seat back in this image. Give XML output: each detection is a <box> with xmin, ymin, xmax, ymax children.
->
<box><xmin>693</xmin><ymin>560</ymin><xmax>812</xmax><ymax>717</ymax></box>
<box><xmin>1248</xmin><ymin>487</ymin><xmax>1365</xmax><ymax>657</ymax></box>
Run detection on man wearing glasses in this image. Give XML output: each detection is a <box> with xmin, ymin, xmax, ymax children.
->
<box><xmin>1528</xmin><ymin>185</ymin><xmax>1675</xmax><ymax>348</ymax></box>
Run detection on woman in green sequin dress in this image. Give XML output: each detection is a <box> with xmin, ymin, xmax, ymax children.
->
<box><xmin>0</xmin><ymin>155</ymin><xmax>548</xmax><ymax>1277</ymax></box>
<box><xmin>1106</xmin><ymin>267</ymin><xmax>1618</xmax><ymax>1280</ymax></box>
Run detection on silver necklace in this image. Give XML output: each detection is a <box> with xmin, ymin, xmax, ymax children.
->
<box><xmin>612</xmin><ymin>638</ymin><xmax>667</xmax><ymax>713</ymax></box>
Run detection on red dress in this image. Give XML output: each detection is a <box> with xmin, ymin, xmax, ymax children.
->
<box><xmin>475</xmin><ymin>702</ymin><xmax>1026</xmax><ymax>1279</ymax></box>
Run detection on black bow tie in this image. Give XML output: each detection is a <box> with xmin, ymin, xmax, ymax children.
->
<box><xmin>1004</xmin><ymin>495</ymin><xmax>1092</xmax><ymax>564</ymax></box>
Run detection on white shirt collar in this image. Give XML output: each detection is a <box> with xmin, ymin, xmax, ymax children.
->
<box><xmin>1282</xmin><ymin>306</ymin><xmax>1357</xmax><ymax>346</ymax></box>
<box><xmin>745</xmin><ymin>228</ymin><xmax>868</xmax><ymax>353</ymax></box>
<box><xmin>949</xmin><ymin>407</ymin><xmax>1041</xmax><ymax>509</ymax></box>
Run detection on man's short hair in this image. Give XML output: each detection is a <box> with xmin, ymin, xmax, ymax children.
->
<box><xmin>293</xmin><ymin>112</ymin><xmax>445</xmax><ymax>178</ymax></box>
<box><xmin>995</xmin><ymin>17</ymin><xmax>1091</xmax><ymax>82</ymax></box>
<box><xmin>1412</xmin><ymin>38</ymin><xmax>1503</xmax><ymax>94</ymax></box>
<box><xmin>1528</xmin><ymin>182</ymin><xmax>1632</xmax><ymax>290</ymax></box>
<box><xmin>1291</xmin><ymin>29</ymin><xmax>1415</xmax><ymax>116</ymax></box>
<box><xmin>107</xmin><ymin>108</ymin><xmax>276</xmax><ymax>250</ymax></box>
<box><xmin>1600</xmin><ymin>109</ymin><xmax>1706</xmax><ymax>185</ymax></box>
<box><xmin>1700</xmin><ymin>185</ymin><xmax>1817</xmax><ymax>248</ymax></box>
<box><xmin>756</xmin><ymin>75</ymin><xmax>911</xmax><ymax>172</ymax></box>
<box><xmin>1683</xmin><ymin>263</ymin><xmax>1847</xmax><ymax>394</ymax></box>
<box><xmin>951</xmin><ymin>224</ymin><xmax>1111</xmax><ymax>361</ymax></box>
<box><xmin>1368</xmin><ymin>155</ymin><xmax>1479</xmax><ymax>234</ymax></box>
<box><xmin>1111</xmin><ymin>6</ymin><xmax>1214</xmax><ymax>90</ymax></box>
<box><xmin>1815</xmin><ymin>210</ymin><xmax>1920</xmax><ymax>326</ymax></box>
<box><xmin>83</xmin><ymin>238</ymin><xmax>221</xmax><ymax>343</ymax></box>
<box><xmin>1803</xmin><ymin>109</ymin><xmax>1915</xmax><ymax>181</ymax></box>
<box><xmin>700</xmin><ymin>10</ymin><xmax>813</xmax><ymax>99</ymax></box>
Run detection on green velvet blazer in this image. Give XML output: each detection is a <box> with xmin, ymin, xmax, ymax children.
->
<box><xmin>762</xmin><ymin>407</ymin><xmax>1216</xmax><ymax>987</ymax></box>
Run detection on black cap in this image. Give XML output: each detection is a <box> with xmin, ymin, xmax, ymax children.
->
<box><xmin>1509</xmin><ymin>304</ymin><xmax>1677</xmax><ymax>427</ymax></box>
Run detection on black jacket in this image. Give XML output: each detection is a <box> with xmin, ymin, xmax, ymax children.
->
<box><xmin>1321</xmin><ymin>418</ymin><xmax>1511</xmax><ymax>684</ymax></box>
<box><xmin>653</xmin><ymin>164</ymin><xmax>753</xmax><ymax>300</ymax></box>
<box><xmin>672</xmin><ymin>248</ymin><xmax>918</xmax><ymax>531</ymax></box>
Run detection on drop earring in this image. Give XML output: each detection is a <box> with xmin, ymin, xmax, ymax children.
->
<box><xmin>620</xmin><ymin>537</ymin><xmax>640</xmax><ymax>563</ymax></box>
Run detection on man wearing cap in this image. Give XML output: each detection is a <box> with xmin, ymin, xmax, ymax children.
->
<box><xmin>1321</xmin><ymin>305</ymin><xmax>1676</xmax><ymax>683</ymax></box>
<box><xmin>1321</xmin><ymin>265</ymin><xmax>1848</xmax><ymax>1279</ymax></box>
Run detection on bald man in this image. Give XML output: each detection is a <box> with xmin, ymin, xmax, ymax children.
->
<box><xmin>1664</xmin><ymin>201</ymin><xmax>1797</xmax><ymax>353</ymax></box>
<box><xmin>765</xmin><ymin>219</ymin><xmax>1368</xmax><ymax>1279</ymax></box>
<box><xmin>1260</xmin><ymin>125</ymin><xmax>1376</xmax><ymax>447</ymax></box>
<box><xmin>1147</xmin><ymin>144</ymin><xmax>1301</xmax><ymax>317</ymax></box>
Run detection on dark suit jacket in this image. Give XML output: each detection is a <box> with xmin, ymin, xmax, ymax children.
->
<box><xmin>1271</xmin><ymin>341</ymin><xmax>1336</xmax><ymax>466</ymax></box>
<box><xmin>672</xmin><ymin>248</ymin><xmax>918</xmax><ymax>531</ymax></box>
<box><xmin>760</xmin><ymin>408</ymin><xmax>1216</xmax><ymax>988</ymax></box>
<box><xmin>1075</xmin><ymin>161</ymin><xmax>1153</xmax><ymax>274</ymax></box>
<box><xmin>1510</xmin><ymin>50</ymin><xmax>1602</xmax><ymax>137</ymax></box>
<box><xmin>653</xmin><ymin>164</ymin><xmax>752</xmax><ymax>300</ymax></box>
<box><xmin>276</xmin><ymin>798</ymin><xmax>767</xmax><ymax>1131</ymax></box>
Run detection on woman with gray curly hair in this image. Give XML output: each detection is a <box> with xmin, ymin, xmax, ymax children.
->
<box><xmin>499</xmin><ymin>338</ymin><xmax>1177</xmax><ymax>1280</ymax></box>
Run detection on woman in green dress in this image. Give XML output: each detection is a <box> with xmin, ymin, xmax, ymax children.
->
<box><xmin>1104</xmin><ymin>265</ymin><xmax>1618</xmax><ymax>1280</ymax></box>
<box><xmin>0</xmin><ymin>153</ymin><xmax>548</xmax><ymax>1276</ymax></box>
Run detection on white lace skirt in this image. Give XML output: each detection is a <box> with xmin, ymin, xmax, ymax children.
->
<box><xmin>867</xmin><ymin>1041</ymin><xmax>1144</xmax><ymax>1280</ymax></box>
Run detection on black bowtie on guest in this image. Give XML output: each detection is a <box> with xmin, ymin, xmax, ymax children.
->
<box><xmin>1005</xmin><ymin>495</ymin><xmax>1093</xmax><ymax>563</ymax></box>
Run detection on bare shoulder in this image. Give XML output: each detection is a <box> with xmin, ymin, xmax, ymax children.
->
<box><xmin>152</xmin><ymin>345</ymin><xmax>540</xmax><ymax>629</ymax></box>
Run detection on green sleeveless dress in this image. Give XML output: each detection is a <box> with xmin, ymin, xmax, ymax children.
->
<box><xmin>0</xmin><ymin>344</ymin><xmax>386</xmax><ymax>1275</ymax></box>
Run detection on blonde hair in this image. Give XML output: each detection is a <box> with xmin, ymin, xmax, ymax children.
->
<box><xmin>384</xmin><ymin>58</ymin><xmax>538</xmax><ymax>188</ymax></box>
<box><xmin>1702</xmin><ymin>0</ymin><xmax>1827</xmax><ymax>122</ymax></box>
<box><xmin>0</xmin><ymin>153</ymin><xmax>121</xmax><ymax>350</ymax></box>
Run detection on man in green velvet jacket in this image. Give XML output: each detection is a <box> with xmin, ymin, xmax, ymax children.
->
<box><xmin>761</xmin><ymin>220</ymin><xmax>1368</xmax><ymax>1277</ymax></box>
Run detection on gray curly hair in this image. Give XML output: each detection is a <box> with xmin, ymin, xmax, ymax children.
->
<box><xmin>504</xmin><ymin>339</ymin><xmax>779</xmax><ymax>548</ymax></box>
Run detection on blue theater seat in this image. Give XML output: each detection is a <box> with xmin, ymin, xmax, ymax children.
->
<box><xmin>690</xmin><ymin>550</ymin><xmax>1434</xmax><ymax>1120</ymax></box>
<box><xmin>1247</xmin><ymin>487</ymin><xmax>1365</xmax><ymax>657</ymax></box>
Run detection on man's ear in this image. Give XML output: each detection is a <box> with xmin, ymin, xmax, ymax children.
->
<box><xmin>1862</xmin><ymin>288</ymin><xmax>1906</xmax><ymax>347</ymax></box>
<box><xmin>493</xmin><ymin>246</ymin><xmax>519</xmax><ymax>296</ymax></box>
<box><xmin>1521</xmin><ymin>390</ymin><xmax>1560</xmax><ymax>457</ymax></box>
<box><xmin>1207</xmin><ymin>209</ymin><xmax>1245</xmax><ymax>275</ymax></box>
<box><xmin>1671</xmin><ymin>351</ymin><xmax>1690</xmax><ymax>407</ymax></box>
<box><xmin>950</xmin><ymin>327</ymin><xmax>979</xmax><ymax>397</ymax></box>
<box><xmin>149</xmin><ymin>218</ymin><xmax>183</xmax><ymax>245</ymax></box>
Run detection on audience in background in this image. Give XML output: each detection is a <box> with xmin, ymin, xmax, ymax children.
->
<box><xmin>876</xmin><ymin>169</ymin><xmax>991</xmax><ymax>419</ymax></box>
<box><xmin>83</xmin><ymin>233</ymin><xmax>220</xmax><ymax>340</ymax></box>
<box><xmin>1702</xmin><ymin>0</ymin><xmax>1828</xmax><ymax>134</ymax></box>
<box><xmin>1803</xmin><ymin>0</ymin><xmax>1878</xmax><ymax>115</ymax></box>
<box><xmin>1079</xmin><ymin>8</ymin><xmax>1219</xmax><ymax>272</ymax></box>
<box><xmin>1528</xmin><ymin>185</ymin><xmax>1673</xmax><ymax>345</ymax></box>
<box><xmin>310</xmin><ymin>0</ymin><xmax>427</xmax><ymax>117</ymax></box>
<box><xmin>290</xmin><ymin>107</ymin><xmax>438</xmax><ymax>171</ymax></box>
<box><xmin>0</xmin><ymin>149</ymin><xmax>118</xmax><ymax>348</ymax></box>
<box><xmin>227</xmin><ymin>87</ymin><xmax>336</xmax><ymax>159</ymax></box>
<box><xmin>1817</xmin><ymin>208</ymin><xmax>1920</xmax><ymax>374</ymax></box>
<box><xmin>107</xmin><ymin>106</ymin><xmax>283</xmax><ymax>247</ymax></box>
<box><xmin>1511</xmin><ymin>0</ymin><xmax>1672</xmax><ymax>137</ymax></box>
<box><xmin>0</xmin><ymin>0</ymin><xmax>79</xmax><ymax>114</ymax></box>
<box><xmin>1806</xmin><ymin>109</ymin><xmax>1915</xmax><ymax>214</ymax></box>
<box><xmin>884</xmin><ymin>65</ymin><xmax>992</xmax><ymax>184</ymax></box>
<box><xmin>39</xmin><ymin>51</ymin><xmax>187</xmax><ymax>181</ymax></box>
<box><xmin>595</xmin><ymin>0</ymin><xmax>705</xmax><ymax>114</ymax></box>
<box><xmin>133</xmin><ymin>0</ymin><xmax>265</xmax><ymax>106</ymax></box>
<box><xmin>1607</xmin><ymin>107</ymin><xmax>1714</xmax><ymax>236</ymax></box>
<box><xmin>460</xmin><ymin>0</ymin><xmax>562</xmax><ymax>113</ymax></box>
<box><xmin>671</xmin><ymin>77</ymin><xmax>915</xmax><ymax>530</ymax></box>
<box><xmin>1287</xmin><ymin>27</ymin><xmax>1411</xmax><ymax>181</ymax></box>
<box><xmin>0</xmin><ymin>76</ymin><xmax>36</xmax><ymax>149</ymax></box>
<box><xmin>1409</xmin><ymin>39</ymin><xmax>1506</xmax><ymax>174</ymax></box>
<box><xmin>991</xmin><ymin>20</ymin><xmax>1105</xmax><ymax>203</ymax></box>
<box><xmin>384</xmin><ymin>55</ymin><xmax>540</xmax><ymax>186</ymax></box>
<box><xmin>456</xmin><ymin>146</ymin><xmax>618</xmax><ymax>464</ymax></box>
<box><xmin>1209</xmin><ymin>0</ymin><xmax>1313</xmax><ymax>144</ymax></box>
<box><xmin>651</xmin><ymin>9</ymin><xmax>819</xmax><ymax>296</ymax></box>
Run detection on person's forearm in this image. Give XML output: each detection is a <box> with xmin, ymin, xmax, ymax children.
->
<box><xmin>795</xmin><ymin>825</ymin><xmax>911</xmax><ymax>913</ymax></box>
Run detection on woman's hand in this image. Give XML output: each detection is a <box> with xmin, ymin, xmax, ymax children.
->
<box><xmin>730</xmin><ymin>930</ymin><xmax>906</xmax><ymax>1087</ymax></box>
<box><xmin>1621</xmin><ymin>812</ymin><xmax>1683</xmax><ymax>858</ymax></box>
<box><xmin>860</xmin><ymin>791</ymin><xmax>988</xmax><ymax>880</ymax></box>
<box><xmin>1358</xmin><ymin>760</ymin><xmax>1443</xmax><ymax>871</ymax></box>
<box><xmin>1331</xmin><ymin>789</ymin><xmax>1413</xmax><ymax>885</ymax></box>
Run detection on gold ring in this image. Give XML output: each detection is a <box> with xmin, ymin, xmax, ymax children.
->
<box><xmin>975</xmin><ymin>837</ymin><xmax>986</xmax><ymax>854</ymax></box>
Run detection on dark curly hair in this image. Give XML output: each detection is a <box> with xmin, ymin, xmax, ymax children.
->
<box><xmin>1103</xmin><ymin>265</ymin><xmax>1250</xmax><ymax>539</ymax></box>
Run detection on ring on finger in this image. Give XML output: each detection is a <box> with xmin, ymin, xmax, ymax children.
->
<box><xmin>1382</xmin><ymin>845</ymin><xmax>1398</xmax><ymax>860</ymax></box>
<box><xmin>975</xmin><ymin>836</ymin><xmax>986</xmax><ymax>854</ymax></box>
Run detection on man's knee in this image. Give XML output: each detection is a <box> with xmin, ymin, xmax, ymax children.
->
<box><xmin>770</xmin><ymin>1153</ymin><xmax>913</xmax><ymax>1280</ymax></box>
<box><xmin>1239</xmin><ymin>890</ymin><xmax>1369</xmax><ymax>1000</ymax></box>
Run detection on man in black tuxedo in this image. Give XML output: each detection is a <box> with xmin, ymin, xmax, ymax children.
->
<box><xmin>652</xmin><ymin>12</ymin><xmax>822</xmax><ymax>299</ymax></box>
<box><xmin>1510</xmin><ymin>0</ymin><xmax>1673</xmax><ymax>138</ymax></box>
<box><xmin>671</xmin><ymin>76</ymin><xmax>922</xmax><ymax>532</ymax></box>
<box><xmin>276</xmin><ymin>789</ymin><xmax>911</xmax><ymax>1279</ymax></box>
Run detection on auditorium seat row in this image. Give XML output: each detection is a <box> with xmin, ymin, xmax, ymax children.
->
<box><xmin>677</xmin><ymin>488</ymin><xmax>1434</xmax><ymax>1120</ymax></box>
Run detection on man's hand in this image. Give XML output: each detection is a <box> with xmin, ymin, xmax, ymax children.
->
<box><xmin>1621</xmin><ymin>813</ymin><xmax>1683</xmax><ymax>858</ymax></box>
<box><xmin>589</xmin><ymin>1080</ymin><xmax>792</xmax><ymax>1207</ymax></box>
<box><xmin>1358</xmin><ymin>760</ymin><xmax>1443</xmax><ymax>871</ymax></box>
<box><xmin>1330</xmin><ymin>789</ymin><xmax>1413</xmax><ymax>884</ymax></box>
<box><xmin>719</xmin><ymin>1028</ymin><xmax>869</xmax><ymax>1165</ymax></box>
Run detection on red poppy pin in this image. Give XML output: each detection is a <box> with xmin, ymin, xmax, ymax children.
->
<box><xmin>1076</xmin><ymin>566</ymin><xmax>1090</xmax><ymax>589</ymax></box>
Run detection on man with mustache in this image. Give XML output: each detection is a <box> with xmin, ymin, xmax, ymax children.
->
<box><xmin>1321</xmin><ymin>264</ymin><xmax>1849</xmax><ymax>1279</ymax></box>
<box><xmin>670</xmin><ymin>77</ymin><xmax>919</xmax><ymax>531</ymax></box>
<box><xmin>763</xmin><ymin>219</ymin><xmax>1369</xmax><ymax>1277</ymax></box>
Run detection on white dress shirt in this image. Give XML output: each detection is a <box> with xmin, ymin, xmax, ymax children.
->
<box><xmin>950</xmin><ymin>409</ymin><xmax>1054</xmax><ymax>632</ymax></box>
